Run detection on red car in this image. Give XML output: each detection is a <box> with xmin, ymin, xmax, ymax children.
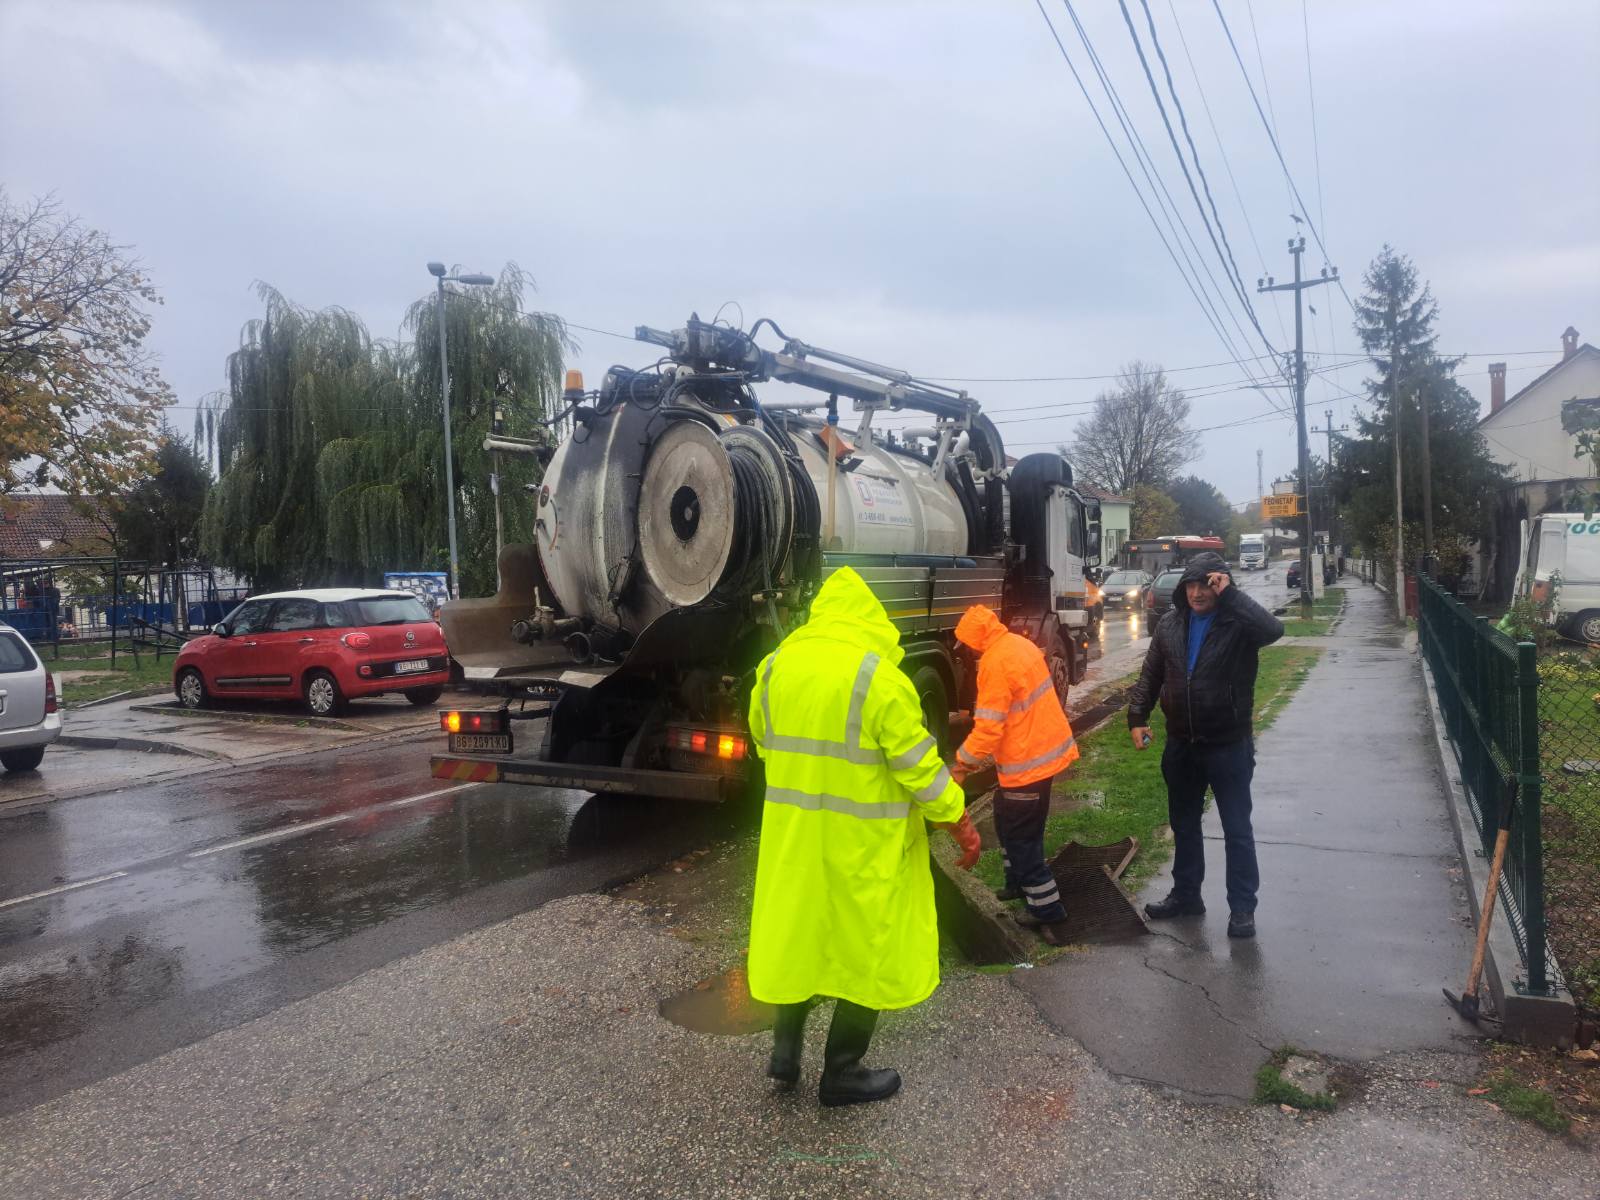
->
<box><xmin>173</xmin><ymin>589</ymin><xmax>450</xmax><ymax>717</ymax></box>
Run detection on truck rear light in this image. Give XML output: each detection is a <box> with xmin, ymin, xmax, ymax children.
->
<box><xmin>667</xmin><ymin>727</ymin><xmax>746</xmax><ymax>760</ymax></box>
<box><xmin>45</xmin><ymin>673</ymin><xmax>57</xmax><ymax>715</ymax></box>
<box><xmin>442</xmin><ymin>709</ymin><xmax>508</xmax><ymax>734</ymax></box>
<box><xmin>343</xmin><ymin>632</ymin><xmax>372</xmax><ymax>649</ymax></box>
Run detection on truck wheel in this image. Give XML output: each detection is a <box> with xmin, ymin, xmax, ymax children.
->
<box><xmin>1046</xmin><ymin>641</ymin><xmax>1073</xmax><ymax>707</ymax></box>
<box><xmin>1575</xmin><ymin>610</ymin><xmax>1600</xmax><ymax>645</ymax></box>
<box><xmin>908</xmin><ymin>664</ymin><xmax>951</xmax><ymax>754</ymax></box>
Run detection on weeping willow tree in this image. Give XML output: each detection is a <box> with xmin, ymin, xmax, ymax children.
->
<box><xmin>198</xmin><ymin>266</ymin><xmax>567</xmax><ymax>591</ymax></box>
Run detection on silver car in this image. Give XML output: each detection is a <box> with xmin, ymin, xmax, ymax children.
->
<box><xmin>0</xmin><ymin>621</ymin><xmax>61</xmax><ymax>773</ymax></box>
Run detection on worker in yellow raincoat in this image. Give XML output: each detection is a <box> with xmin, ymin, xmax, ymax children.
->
<box><xmin>747</xmin><ymin>567</ymin><xmax>980</xmax><ymax>1107</ymax></box>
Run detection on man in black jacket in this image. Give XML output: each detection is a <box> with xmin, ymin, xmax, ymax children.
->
<box><xmin>1128</xmin><ymin>551</ymin><xmax>1284</xmax><ymax>938</ymax></box>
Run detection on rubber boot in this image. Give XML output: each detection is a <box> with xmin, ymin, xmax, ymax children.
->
<box><xmin>818</xmin><ymin>1000</ymin><xmax>901</xmax><ymax>1107</ymax></box>
<box><xmin>768</xmin><ymin>1001</ymin><xmax>811</xmax><ymax>1085</ymax></box>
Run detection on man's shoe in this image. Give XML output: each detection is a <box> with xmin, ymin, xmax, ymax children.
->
<box><xmin>1227</xmin><ymin>911</ymin><xmax>1256</xmax><ymax>939</ymax></box>
<box><xmin>819</xmin><ymin>1065</ymin><xmax>903</xmax><ymax>1107</ymax></box>
<box><xmin>1037</xmin><ymin>920</ymin><xmax>1073</xmax><ymax>947</ymax></box>
<box><xmin>1144</xmin><ymin>891</ymin><xmax>1206</xmax><ymax>920</ymax></box>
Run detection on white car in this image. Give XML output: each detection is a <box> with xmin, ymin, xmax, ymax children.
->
<box><xmin>0</xmin><ymin>621</ymin><xmax>61</xmax><ymax>772</ymax></box>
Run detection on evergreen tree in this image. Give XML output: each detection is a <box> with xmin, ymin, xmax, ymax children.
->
<box><xmin>112</xmin><ymin>425</ymin><xmax>211</xmax><ymax>564</ymax></box>
<box><xmin>1332</xmin><ymin>246</ymin><xmax>1510</xmax><ymax>570</ymax></box>
<box><xmin>1167</xmin><ymin>474</ymin><xmax>1233</xmax><ymax>536</ymax></box>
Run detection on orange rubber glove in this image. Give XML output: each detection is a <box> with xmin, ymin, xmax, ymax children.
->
<box><xmin>946</xmin><ymin>810</ymin><xmax>981</xmax><ymax>870</ymax></box>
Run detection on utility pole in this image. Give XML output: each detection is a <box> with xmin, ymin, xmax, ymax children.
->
<box><xmin>1418</xmin><ymin>359</ymin><xmax>1434</xmax><ymax>574</ymax></box>
<box><xmin>1310</xmin><ymin>408</ymin><xmax>1348</xmax><ymax>551</ymax></box>
<box><xmin>1390</xmin><ymin>312</ymin><xmax>1406</xmax><ymax>621</ymax></box>
<box><xmin>1256</xmin><ymin>448</ymin><xmax>1264</xmax><ymax>512</ymax></box>
<box><xmin>1259</xmin><ymin>237</ymin><xmax>1338</xmax><ymax>611</ymax></box>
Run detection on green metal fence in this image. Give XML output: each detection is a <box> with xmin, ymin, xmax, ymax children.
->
<box><xmin>1416</xmin><ymin>574</ymin><xmax>1550</xmax><ymax>996</ymax></box>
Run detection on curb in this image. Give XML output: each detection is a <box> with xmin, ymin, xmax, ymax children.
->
<box><xmin>128</xmin><ymin>700</ymin><xmax>366</xmax><ymax>732</ymax></box>
<box><xmin>929</xmin><ymin>813</ymin><xmax>1037</xmax><ymax>966</ymax></box>
<box><xmin>56</xmin><ymin>734</ymin><xmax>217</xmax><ymax>760</ymax></box>
<box><xmin>1416</xmin><ymin>654</ymin><xmax>1577</xmax><ymax>1047</ymax></box>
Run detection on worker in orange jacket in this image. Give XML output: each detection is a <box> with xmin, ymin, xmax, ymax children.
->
<box><xmin>952</xmin><ymin>605</ymin><xmax>1080</xmax><ymax>944</ymax></box>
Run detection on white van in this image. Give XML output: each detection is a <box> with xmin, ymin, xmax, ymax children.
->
<box><xmin>1516</xmin><ymin>513</ymin><xmax>1600</xmax><ymax>643</ymax></box>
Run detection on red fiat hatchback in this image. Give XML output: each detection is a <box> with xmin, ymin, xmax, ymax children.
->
<box><xmin>173</xmin><ymin>589</ymin><xmax>450</xmax><ymax>717</ymax></box>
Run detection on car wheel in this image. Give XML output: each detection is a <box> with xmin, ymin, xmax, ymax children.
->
<box><xmin>176</xmin><ymin>667</ymin><xmax>207</xmax><ymax>710</ymax></box>
<box><xmin>1</xmin><ymin>746</ymin><xmax>46</xmax><ymax>773</ymax></box>
<box><xmin>1575</xmin><ymin>610</ymin><xmax>1600</xmax><ymax>645</ymax></box>
<box><xmin>405</xmin><ymin>685</ymin><xmax>445</xmax><ymax>706</ymax></box>
<box><xmin>303</xmin><ymin>669</ymin><xmax>346</xmax><ymax>717</ymax></box>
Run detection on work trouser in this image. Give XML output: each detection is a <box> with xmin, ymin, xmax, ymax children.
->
<box><xmin>995</xmin><ymin>775</ymin><xmax>1065</xmax><ymax>922</ymax></box>
<box><xmin>1162</xmin><ymin>736</ymin><xmax>1259</xmax><ymax>913</ymax></box>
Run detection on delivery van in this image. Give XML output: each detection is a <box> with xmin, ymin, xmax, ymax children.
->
<box><xmin>1516</xmin><ymin>513</ymin><xmax>1600</xmax><ymax>643</ymax></box>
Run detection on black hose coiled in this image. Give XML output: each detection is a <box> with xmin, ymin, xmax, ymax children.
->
<box><xmin>717</xmin><ymin>444</ymin><xmax>785</xmax><ymax>602</ymax></box>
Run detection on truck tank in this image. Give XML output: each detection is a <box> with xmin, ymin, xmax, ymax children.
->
<box><xmin>533</xmin><ymin>368</ymin><xmax>980</xmax><ymax>642</ymax></box>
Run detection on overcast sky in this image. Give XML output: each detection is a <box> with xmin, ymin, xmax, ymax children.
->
<box><xmin>4</xmin><ymin>0</ymin><xmax>1597</xmax><ymax>505</ymax></box>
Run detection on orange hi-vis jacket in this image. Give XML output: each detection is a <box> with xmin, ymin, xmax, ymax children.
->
<box><xmin>954</xmin><ymin>605</ymin><xmax>1079</xmax><ymax>788</ymax></box>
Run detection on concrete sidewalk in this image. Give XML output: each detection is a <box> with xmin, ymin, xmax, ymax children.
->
<box><xmin>1015</xmin><ymin>580</ymin><xmax>1482</xmax><ymax>1101</ymax></box>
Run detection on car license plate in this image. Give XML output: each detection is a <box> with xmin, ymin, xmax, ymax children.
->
<box><xmin>395</xmin><ymin>659</ymin><xmax>431</xmax><ymax>674</ymax></box>
<box><xmin>449</xmin><ymin>732</ymin><xmax>512</xmax><ymax>754</ymax></box>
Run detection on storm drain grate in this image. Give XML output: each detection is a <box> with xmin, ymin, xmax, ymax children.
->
<box><xmin>1048</xmin><ymin>836</ymin><xmax>1138</xmax><ymax>880</ymax></box>
<box><xmin>1050</xmin><ymin>866</ymin><xmax>1149</xmax><ymax>944</ymax></box>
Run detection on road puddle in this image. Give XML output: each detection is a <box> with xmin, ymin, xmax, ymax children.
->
<box><xmin>658</xmin><ymin>966</ymin><xmax>774</xmax><ymax>1035</ymax></box>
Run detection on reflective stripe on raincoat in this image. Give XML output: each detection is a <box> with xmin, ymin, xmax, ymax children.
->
<box><xmin>747</xmin><ymin>567</ymin><xmax>966</xmax><ymax>1011</ymax></box>
<box><xmin>954</xmin><ymin>605</ymin><xmax>1079</xmax><ymax>788</ymax></box>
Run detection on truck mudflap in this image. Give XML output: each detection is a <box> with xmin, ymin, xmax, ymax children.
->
<box><xmin>429</xmin><ymin>754</ymin><xmax>741</xmax><ymax>803</ymax></box>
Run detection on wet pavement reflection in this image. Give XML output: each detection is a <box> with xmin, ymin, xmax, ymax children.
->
<box><xmin>658</xmin><ymin>966</ymin><xmax>775</xmax><ymax>1035</ymax></box>
<box><xmin>0</xmin><ymin>739</ymin><xmax>744</xmax><ymax>1110</ymax></box>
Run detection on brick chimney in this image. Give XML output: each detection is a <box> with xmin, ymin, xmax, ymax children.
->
<box><xmin>1562</xmin><ymin>325</ymin><xmax>1580</xmax><ymax>361</ymax></box>
<box><xmin>1489</xmin><ymin>362</ymin><xmax>1507</xmax><ymax>414</ymax></box>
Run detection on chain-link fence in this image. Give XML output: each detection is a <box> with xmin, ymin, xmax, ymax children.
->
<box><xmin>1537</xmin><ymin>644</ymin><xmax>1600</xmax><ymax>1015</ymax></box>
<box><xmin>1418</xmin><ymin>573</ymin><xmax>1600</xmax><ymax>1016</ymax></box>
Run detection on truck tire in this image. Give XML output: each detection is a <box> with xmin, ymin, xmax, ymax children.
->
<box><xmin>908</xmin><ymin>664</ymin><xmax>951</xmax><ymax>754</ymax></box>
<box><xmin>1046</xmin><ymin>640</ymin><xmax>1073</xmax><ymax>708</ymax></box>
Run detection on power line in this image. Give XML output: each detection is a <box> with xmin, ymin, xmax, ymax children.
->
<box><xmin>1035</xmin><ymin>0</ymin><xmax>1288</xmax><ymax>417</ymax></box>
<box><xmin>1163</xmin><ymin>0</ymin><xmax>1289</xmax><ymax>345</ymax></box>
<box><xmin>1054</xmin><ymin>0</ymin><xmax>1265</xmax><ymax>390</ymax></box>
<box><xmin>1060</xmin><ymin>0</ymin><xmax>1292</xmax><ymax>417</ymax></box>
<box><xmin>1211</xmin><ymin>0</ymin><xmax>1355</xmax><ymax>313</ymax></box>
<box><xmin>1124</xmin><ymin>0</ymin><xmax>1275</xmax><ymax>354</ymax></box>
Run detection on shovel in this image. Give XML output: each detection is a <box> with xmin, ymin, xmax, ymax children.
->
<box><xmin>1443</xmin><ymin>779</ymin><xmax>1516</xmax><ymax>1029</ymax></box>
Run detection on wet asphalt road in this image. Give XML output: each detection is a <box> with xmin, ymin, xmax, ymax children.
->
<box><xmin>0</xmin><ymin>738</ymin><xmax>740</xmax><ymax>1116</ymax></box>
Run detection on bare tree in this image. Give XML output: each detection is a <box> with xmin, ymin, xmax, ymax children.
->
<box><xmin>1065</xmin><ymin>362</ymin><xmax>1199</xmax><ymax>495</ymax></box>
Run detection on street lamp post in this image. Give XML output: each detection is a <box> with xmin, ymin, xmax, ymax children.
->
<box><xmin>426</xmin><ymin>262</ymin><xmax>495</xmax><ymax>601</ymax></box>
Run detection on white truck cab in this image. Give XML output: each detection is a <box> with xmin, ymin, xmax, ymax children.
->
<box><xmin>1239</xmin><ymin>533</ymin><xmax>1267</xmax><ymax>570</ymax></box>
<box><xmin>1516</xmin><ymin>513</ymin><xmax>1600</xmax><ymax>644</ymax></box>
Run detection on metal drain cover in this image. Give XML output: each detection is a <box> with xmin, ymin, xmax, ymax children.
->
<box><xmin>1049</xmin><ymin>836</ymin><xmax>1139</xmax><ymax>880</ymax></box>
<box><xmin>1050</xmin><ymin>866</ymin><xmax>1148</xmax><ymax>944</ymax></box>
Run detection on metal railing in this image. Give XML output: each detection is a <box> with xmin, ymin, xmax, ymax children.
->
<box><xmin>1417</xmin><ymin>573</ymin><xmax>1550</xmax><ymax>995</ymax></box>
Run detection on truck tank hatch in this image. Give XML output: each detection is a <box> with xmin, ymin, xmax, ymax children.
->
<box><xmin>638</xmin><ymin>420</ymin><xmax>737</xmax><ymax>606</ymax></box>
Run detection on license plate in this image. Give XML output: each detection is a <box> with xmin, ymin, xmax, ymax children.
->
<box><xmin>395</xmin><ymin>659</ymin><xmax>431</xmax><ymax>674</ymax></box>
<box><xmin>449</xmin><ymin>732</ymin><xmax>512</xmax><ymax>753</ymax></box>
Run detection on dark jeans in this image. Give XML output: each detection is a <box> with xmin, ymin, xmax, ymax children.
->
<box><xmin>1162</xmin><ymin>736</ymin><xmax>1259</xmax><ymax>913</ymax></box>
<box><xmin>995</xmin><ymin>775</ymin><xmax>1065</xmax><ymax>921</ymax></box>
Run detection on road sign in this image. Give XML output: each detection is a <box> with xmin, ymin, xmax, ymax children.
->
<box><xmin>1261</xmin><ymin>494</ymin><xmax>1302</xmax><ymax>519</ymax></box>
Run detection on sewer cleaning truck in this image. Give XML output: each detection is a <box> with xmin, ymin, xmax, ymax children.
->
<box><xmin>430</xmin><ymin>314</ymin><xmax>1102</xmax><ymax>802</ymax></box>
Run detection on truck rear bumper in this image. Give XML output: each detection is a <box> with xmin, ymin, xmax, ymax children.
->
<box><xmin>429</xmin><ymin>754</ymin><xmax>739</xmax><ymax>803</ymax></box>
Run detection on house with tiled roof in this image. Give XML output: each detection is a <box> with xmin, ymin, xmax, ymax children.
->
<box><xmin>1478</xmin><ymin>326</ymin><xmax>1600</xmax><ymax>600</ymax></box>
<box><xmin>0</xmin><ymin>494</ymin><xmax>114</xmax><ymax>563</ymax></box>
